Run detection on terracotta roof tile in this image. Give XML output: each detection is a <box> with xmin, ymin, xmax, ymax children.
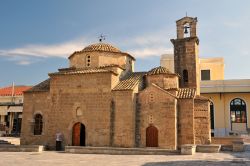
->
<box><xmin>68</xmin><ymin>42</ymin><xmax>135</xmax><ymax>60</ymax></box>
<box><xmin>69</xmin><ymin>43</ymin><xmax>121</xmax><ymax>58</ymax></box>
<box><xmin>82</xmin><ymin>43</ymin><xmax>121</xmax><ymax>53</ymax></box>
<box><xmin>147</xmin><ymin>66</ymin><xmax>177</xmax><ymax>76</ymax></box>
<box><xmin>0</xmin><ymin>86</ymin><xmax>32</xmax><ymax>96</ymax></box>
<box><xmin>113</xmin><ymin>72</ymin><xmax>146</xmax><ymax>91</ymax></box>
<box><xmin>177</xmin><ymin>88</ymin><xmax>196</xmax><ymax>99</ymax></box>
<box><xmin>25</xmin><ymin>79</ymin><xmax>50</xmax><ymax>92</ymax></box>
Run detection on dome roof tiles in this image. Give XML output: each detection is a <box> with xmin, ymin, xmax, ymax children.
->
<box><xmin>82</xmin><ymin>43</ymin><xmax>121</xmax><ymax>53</ymax></box>
<box><xmin>147</xmin><ymin>66</ymin><xmax>174</xmax><ymax>75</ymax></box>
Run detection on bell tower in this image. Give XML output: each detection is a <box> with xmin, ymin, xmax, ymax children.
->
<box><xmin>171</xmin><ymin>16</ymin><xmax>200</xmax><ymax>94</ymax></box>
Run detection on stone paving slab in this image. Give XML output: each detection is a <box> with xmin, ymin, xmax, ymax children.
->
<box><xmin>1</xmin><ymin>151</ymin><xmax>250</xmax><ymax>166</ymax></box>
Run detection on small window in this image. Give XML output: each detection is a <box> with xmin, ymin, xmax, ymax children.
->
<box><xmin>34</xmin><ymin>114</ymin><xmax>43</xmax><ymax>135</ymax></box>
<box><xmin>149</xmin><ymin>93</ymin><xmax>154</xmax><ymax>102</ymax></box>
<box><xmin>86</xmin><ymin>55</ymin><xmax>91</xmax><ymax>67</ymax></box>
<box><xmin>183</xmin><ymin>70</ymin><xmax>188</xmax><ymax>83</ymax></box>
<box><xmin>201</xmin><ymin>70</ymin><xmax>211</xmax><ymax>80</ymax></box>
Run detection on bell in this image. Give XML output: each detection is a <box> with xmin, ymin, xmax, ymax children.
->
<box><xmin>184</xmin><ymin>27</ymin><xmax>189</xmax><ymax>34</ymax></box>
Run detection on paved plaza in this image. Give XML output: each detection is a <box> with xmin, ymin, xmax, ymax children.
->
<box><xmin>1</xmin><ymin>151</ymin><xmax>250</xmax><ymax>166</ymax></box>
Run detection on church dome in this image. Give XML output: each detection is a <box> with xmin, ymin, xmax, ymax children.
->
<box><xmin>68</xmin><ymin>42</ymin><xmax>135</xmax><ymax>60</ymax></box>
<box><xmin>82</xmin><ymin>43</ymin><xmax>121</xmax><ymax>53</ymax></box>
<box><xmin>147</xmin><ymin>66</ymin><xmax>174</xmax><ymax>75</ymax></box>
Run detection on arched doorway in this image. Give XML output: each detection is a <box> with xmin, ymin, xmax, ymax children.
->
<box><xmin>72</xmin><ymin>122</ymin><xmax>85</xmax><ymax>146</ymax></box>
<box><xmin>146</xmin><ymin>125</ymin><xmax>158</xmax><ymax>147</ymax></box>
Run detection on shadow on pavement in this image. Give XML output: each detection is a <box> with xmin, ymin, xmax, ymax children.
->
<box><xmin>142</xmin><ymin>152</ymin><xmax>250</xmax><ymax>166</ymax></box>
<box><xmin>142</xmin><ymin>160</ymin><xmax>248</xmax><ymax>166</ymax></box>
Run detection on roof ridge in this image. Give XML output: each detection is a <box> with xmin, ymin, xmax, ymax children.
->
<box><xmin>151</xmin><ymin>83</ymin><xmax>177</xmax><ymax>98</ymax></box>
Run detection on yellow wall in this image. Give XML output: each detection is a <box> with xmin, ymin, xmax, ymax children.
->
<box><xmin>202</xmin><ymin>92</ymin><xmax>250</xmax><ymax>136</ymax></box>
<box><xmin>160</xmin><ymin>55</ymin><xmax>225</xmax><ymax>81</ymax></box>
<box><xmin>199</xmin><ymin>58</ymin><xmax>225</xmax><ymax>80</ymax></box>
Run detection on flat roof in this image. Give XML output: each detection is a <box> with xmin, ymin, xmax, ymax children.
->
<box><xmin>201</xmin><ymin>79</ymin><xmax>250</xmax><ymax>93</ymax></box>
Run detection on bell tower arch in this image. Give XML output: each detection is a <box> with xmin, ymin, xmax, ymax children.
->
<box><xmin>171</xmin><ymin>16</ymin><xmax>200</xmax><ymax>94</ymax></box>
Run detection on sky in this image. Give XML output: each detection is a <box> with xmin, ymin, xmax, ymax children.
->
<box><xmin>0</xmin><ymin>0</ymin><xmax>250</xmax><ymax>87</ymax></box>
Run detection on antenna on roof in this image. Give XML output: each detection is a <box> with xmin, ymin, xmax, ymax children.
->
<box><xmin>99</xmin><ymin>34</ymin><xmax>106</xmax><ymax>42</ymax></box>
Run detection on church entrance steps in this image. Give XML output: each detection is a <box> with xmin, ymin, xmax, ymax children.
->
<box><xmin>0</xmin><ymin>140</ymin><xmax>12</xmax><ymax>145</ymax></box>
<box><xmin>0</xmin><ymin>145</ymin><xmax>44</xmax><ymax>152</ymax></box>
<box><xmin>65</xmin><ymin>146</ymin><xmax>180</xmax><ymax>155</ymax></box>
<box><xmin>0</xmin><ymin>137</ymin><xmax>20</xmax><ymax>145</ymax></box>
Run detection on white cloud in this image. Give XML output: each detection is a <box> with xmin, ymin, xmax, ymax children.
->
<box><xmin>121</xmin><ymin>27</ymin><xmax>175</xmax><ymax>58</ymax></box>
<box><xmin>128</xmin><ymin>47</ymin><xmax>173</xmax><ymax>58</ymax></box>
<box><xmin>0</xmin><ymin>38</ymin><xmax>88</xmax><ymax>65</ymax></box>
<box><xmin>17</xmin><ymin>60</ymin><xmax>32</xmax><ymax>65</ymax></box>
<box><xmin>223</xmin><ymin>22</ymin><xmax>242</xmax><ymax>28</ymax></box>
<box><xmin>0</xmin><ymin>28</ymin><xmax>175</xmax><ymax>65</ymax></box>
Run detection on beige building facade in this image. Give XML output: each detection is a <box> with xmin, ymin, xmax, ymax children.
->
<box><xmin>161</xmin><ymin>49</ymin><xmax>250</xmax><ymax>137</ymax></box>
<box><xmin>21</xmin><ymin>16</ymin><xmax>211</xmax><ymax>149</ymax></box>
<box><xmin>201</xmin><ymin>79</ymin><xmax>250</xmax><ymax>136</ymax></box>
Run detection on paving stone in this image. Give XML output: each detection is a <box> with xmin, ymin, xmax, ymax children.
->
<box><xmin>1</xmin><ymin>151</ymin><xmax>250</xmax><ymax>166</ymax></box>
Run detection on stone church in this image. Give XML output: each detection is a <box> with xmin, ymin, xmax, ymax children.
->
<box><xmin>21</xmin><ymin>16</ymin><xmax>211</xmax><ymax>150</ymax></box>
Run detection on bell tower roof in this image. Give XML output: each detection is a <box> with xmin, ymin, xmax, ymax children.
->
<box><xmin>176</xmin><ymin>16</ymin><xmax>198</xmax><ymax>39</ymax></box>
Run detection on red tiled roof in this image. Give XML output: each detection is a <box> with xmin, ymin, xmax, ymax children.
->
<box><xmin>0</xmin><ymin>86</ymin><xmax>32</xmax><ymax>96</ymax></box>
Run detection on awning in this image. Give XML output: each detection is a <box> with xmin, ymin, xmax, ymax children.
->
<box><xmin>7</xmin><ymin>106</ymin><xmax>23</xmax><ymax>113</ymax></box>
<box><xmin>0</xmin><ymin>106</ymin><xmax>8</xmax><ymax>115</ymax></box>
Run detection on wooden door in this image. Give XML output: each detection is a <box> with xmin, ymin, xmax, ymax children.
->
<box><xmin>72</xmin><ymin>122</ymin><xmax>81</xmax><ymax>146</ymax></box>
<box><xmin>146</xmin><ymin>125</ymin><xmax>158</xmax><ymax>147</ymax></box>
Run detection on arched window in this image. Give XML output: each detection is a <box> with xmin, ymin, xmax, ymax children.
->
<box><xmin>34</xmin><ymin>114</ymin><xmax>43</xmax><ymax>135</ymax></box>
<box><xmin>183</xmin><ymin>23</ymin><xmax>191</xmax><ymax>38</ymax></box>
<box><xmin>230</xmin><ymin>98</ymin><xmax>247</xmax><ymax>123</ymax></box>
<box><xmin>183</xmin><ymin>70</ymin><xmax>188</xmax><ymax>83</ymax></box>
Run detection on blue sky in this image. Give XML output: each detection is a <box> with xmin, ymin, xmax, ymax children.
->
<box><xmin>0</xmin><ymin>0</ymin><xmax>250</xmax><ymax>87</ymax></box>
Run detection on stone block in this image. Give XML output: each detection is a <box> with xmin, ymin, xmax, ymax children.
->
<box><xmin>0</xmin><ymin>145</ymin><xmax>44</xmax><ymax>152</ymax></box>
<box><xmin>232</xmin><ymin>141</ymin><xmax>245</xmax><ymax>152</ymax></box>
<box><xmin>196</xmin><ymin>144</ymin><xmax>221</xmax><ymax>153</ymax></box>
<box><xmin>181</xmin><ymin>144</ymin><xmax>196</xmax><ymax>155</ymax></box>
<box><xmin>65</xmin><ymin>146</ymin><xmax>179</xmax><ymax>155</ymax></box>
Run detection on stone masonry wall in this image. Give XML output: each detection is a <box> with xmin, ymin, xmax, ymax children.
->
<box><xmin>22</xmin><ymin>72</ymin><xmax>120</xmax><ymax>148</ymax></box>
<box><xmin>69</xmin><ymin>51</ymin><xmax>133</xmax><ymax>71</ymax></box>
<box><xmin>112</xmin><ymin>90</ymin><xmax>136</xmax><ymax>148</ymax></box>
<box><xmin>177</xmin><ymin>99</ymin><xmax>195</xmax><ymax>146</ymax></box>
<box><xmin>21</xmin><ymin>92</ymin><xmax>50</xmax><ymax>146</ymax></box>
<box><xmin>45</xmin><ymin>73</ymin><xmax>116</xmax><ymax>148</ymax></box>
<box><xmin>138</xmin><ymin>85</ymin><xmax>177</xmax><ymax>149</ymax></box>
<box><xmin>146</xmin><ymin>74</ymin><xmax>178</xmax><ymax>90</ymax></box>
<box><xmin>173</xmin><ymin>39</ymin><xmax>200</xmax><ymax>94</ymax></box>
<box><xmin>194</xmin><ymin>99</ymin><xmax>211</xmax><ymax>144</ymax></box>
